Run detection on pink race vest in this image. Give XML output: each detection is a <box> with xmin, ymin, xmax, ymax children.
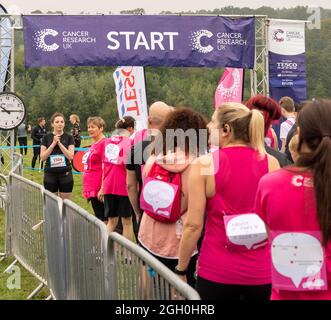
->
<box><xmin>198</xmin><ymin>147</ymin><xmax>271</xmax><ymax>285</ymax></box>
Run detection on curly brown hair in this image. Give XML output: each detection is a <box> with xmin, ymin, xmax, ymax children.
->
<box><xmin>155</xmin><ymin>107</ymin><xmax>208</xmax><ymax>156</ymax></box>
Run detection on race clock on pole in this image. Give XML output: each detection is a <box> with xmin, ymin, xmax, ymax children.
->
<box><xmin>0</xmin><ymin>92</ymin><xmax>27</xmax><ymax>130</ymax></box>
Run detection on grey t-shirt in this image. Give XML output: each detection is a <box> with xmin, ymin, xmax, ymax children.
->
<box><xmin>17</xmin><ymin>123</ymin><xmax>27</xmax><ymax>138</ymax></box>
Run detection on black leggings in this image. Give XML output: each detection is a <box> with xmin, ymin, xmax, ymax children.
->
<box><xmin>196</xmin><ymin>276</ymin><xmax>271</xmax><ymax>300</ymax></box>
<box><xmin>32</xmin><ymin>146</ymin><xmax>41</xmax><ymax>169</ymax></box>
<box><xmin>18</xmin><ymin>137</ymin><xmax>27</xmax><ymax>155</ymax></box>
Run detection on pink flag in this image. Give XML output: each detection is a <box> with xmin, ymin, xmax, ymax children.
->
<box><xmin>214</xmin><ymin>68</ymin><xmax>244</xmax><ymax>109</ymax></box>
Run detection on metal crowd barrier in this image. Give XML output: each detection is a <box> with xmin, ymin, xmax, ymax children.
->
<box><xmin>12</xmin><ymin>153</ymin><xmax>23</xmax><ymax>176</ymax></box>
<box><xmin>0</xmin><ymin>153</ymin><xmax>21</xmax><ymax>210</ymax></box>
<box><xmin>108</xmin><ymin>233</ymin><xmax>201</xmax><ymax>300</ymax></box>
<box><xmin>0</xmin><ymin>153</ymin><xmax>22</xmax><ymax>262</ymax></box>
<box><xmin>7</xmin><ymin>173</ymin><xmax>47</xmax><ymax>299</ymax></box>
<box><xmin>62</xmin><ymin>199</ymin><xmax>110</xmax><ymax>300</ymax></box>
<box><xmin>1</xmin><ymin>153</ymin><xmax>200</xmax><ymax>300</ymax></box>
<box><xmin>0</xmin><ymin>174</ymin><xmax>7</xmax><ymax>210</ymax></box>
<box><xmin>0</xmin><ymin>173</ymin><xmax>9</xmax><ymax>262</ymax></box>
<box><xmin>44</xmin><ymin>190</ymin><xmax>66</xmax><ymax>300</ymax></box>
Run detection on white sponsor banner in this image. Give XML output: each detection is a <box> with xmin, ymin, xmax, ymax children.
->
<box><xmin>268</xmin><ymin>20</ymin><xmax>305</xmax><ymax>56</ymax></box>
<box><xmin>268</xmin><ymin>19</ymin><xmax>307</xmax><ymax>103</ymax></box>
<box><xmin>113</xmin><ymin>66</ymin><xmax>148</xmax><ymax>131</ymax></box>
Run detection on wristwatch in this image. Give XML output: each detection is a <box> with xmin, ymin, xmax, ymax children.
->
<box><xmin>174</xmin><ymin>265</ymin><xmax>188</xmax><ymax>275</ymax></box>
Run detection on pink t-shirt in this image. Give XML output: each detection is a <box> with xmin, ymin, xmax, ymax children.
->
<box><xmin>82</xmin><ymin>138</ymin><xmax>105</xmax><ymax>199</ymax></box>
<box><xmin>255</xmin><ymin>168</ymin><xmax>331</xmax><ymax>300</ymax></box>
<box><xmin>103</xmin><ymin>135</ymin><xmax>133</xmax><ymax>196</ymax></box>
<box><xmin>198</xmin><ymin>146</ymin><xmax>271</xmax><ymax>285</ymax></box>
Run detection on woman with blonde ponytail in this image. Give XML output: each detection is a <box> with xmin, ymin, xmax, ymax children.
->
<box><xmin>255</xmin><ymin>99</ymin><xmax>331</xmax><ymax>300</ymax></box>
<box><xmin>249</xmin><ymin>108</ymin><xmax>267</xmax><ymax>156</ymax></box>
<box><xmin>177</xmin><ymin>103</ymin><xmax>279</xmax><ymax>300</ymax></box>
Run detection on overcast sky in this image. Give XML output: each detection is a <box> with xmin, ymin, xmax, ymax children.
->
<box><xmin>1</xmin><ymin>0</ymin><xmax>330</xmax><ymax>14</ymax></box>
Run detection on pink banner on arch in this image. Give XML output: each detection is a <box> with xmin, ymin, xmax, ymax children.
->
<box><xmin>214</xmin><ymin>68</ymin><xmax>244</xmax><ymax>109</ymax></box>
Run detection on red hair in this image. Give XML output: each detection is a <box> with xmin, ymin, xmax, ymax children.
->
<box><xmin>245</xmin><ymin>95</ymin><xmax>281</xmax><ymax>135</ymax></box>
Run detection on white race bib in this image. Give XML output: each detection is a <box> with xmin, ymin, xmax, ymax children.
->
<box><xmin>82</xmin><ymin>151</ymin><xmax>91</xmax><ymax>170</ymax></box>
<box><xmin>224</xmin><ymin>213</ymin><xmax>268</xmax><ymax>251</ymax></box>
<box><xmin>271</xmin><ymin>231</ymin><xmax>328</xmax><ymax>291</ymax></box>
<box><xmin>50</xmin><ymin>155</ymin><xmax>66</xmax><ymax>168</ymax></box>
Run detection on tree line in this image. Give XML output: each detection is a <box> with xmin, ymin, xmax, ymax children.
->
<box><xmin>13</xmin><ymin>6</ymin><xmax>331</xmax><ymax>130</ymax></box>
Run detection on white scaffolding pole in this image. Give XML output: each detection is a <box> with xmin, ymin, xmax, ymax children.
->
<box><xmin>250</xmin><ymin>16</ymin><xmax>269</xmax><ymax>97</ymax></box>
<box><xmin>0</xmin><ymin>14</ymin><xmax>15</xmax><ymax>175</ymax></box>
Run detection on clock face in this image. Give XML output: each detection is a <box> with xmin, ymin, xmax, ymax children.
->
<box><xmin>0</xmin><ymin>92</ymin><xmax>26</xmax><ymax>130</ymax></box>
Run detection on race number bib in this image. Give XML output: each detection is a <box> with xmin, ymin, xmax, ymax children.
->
<box><xmin>223</xmin><ymin>213</ymin><xmax>268</xmax><ymax>251</ymax></box>
<box><xmin>50</xmin><ymin>155</ymin><xmax>66</xmax><ymax>168</ymax></box>
<box><xmin>82</xmin><ymin>151</ymin><xmax>91</xmax><ymax>170</ymax></box>
<box><xmin>271</xmin><ymin>231</ymin><xmax>327</xmax><ymax>291</ymax></box>
<box><xmin>105</xmin><ymin>144</ymin><xmax>120</xmax><ymax>164</ymax></box>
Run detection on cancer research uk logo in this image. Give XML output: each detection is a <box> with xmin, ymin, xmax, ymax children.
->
<box><xmin>33</xmin><ymin>29</ymin><xmax>59</xmax><ymax>52</ymax></box>
<box><xmin>272</xmin><ymin>28</ymin><xmax>304</xmax><ymax>43</ymax></box>
<box><xmin>272</xmin><ymin>29</ymin><xmax>285</xmax><ymax>43</ymax></box>
<box><xmin>190</xmin><ymin>30</ymin><xmax>214</xmax><ymax>53</ymax></box>
<box><xmin>33</xmin><ymin>29</ymin><xmax>96</xmax><ymax>52</ymax></box>
<box><xmin>190</xmin><ymin>29</ymin><xmax>249</xmax><ymax>53</ymax></box>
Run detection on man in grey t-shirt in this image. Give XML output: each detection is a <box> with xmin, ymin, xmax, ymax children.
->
<box><xmin>17</xmin><ymin>123</ymin><xmax>28</xmax><ymax>156</ymax></box>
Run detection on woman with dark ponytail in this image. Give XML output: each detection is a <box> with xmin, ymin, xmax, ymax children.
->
<box><xmin>103</xmin><ymin>116</ymin><xmax>135</xmax><ymax>240</ymax></box>
<box><xmin>255</xmin><ymin>99</ymin><xmax>331</xmax><ymax>300</ymax></box>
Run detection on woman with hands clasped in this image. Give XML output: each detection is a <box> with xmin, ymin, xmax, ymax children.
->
<box><xmin>40</xmin><ymin>112</ymin><xmax>75</xmax><ymax>200</ymax></box>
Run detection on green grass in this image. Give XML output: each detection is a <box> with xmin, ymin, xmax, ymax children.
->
<box><xmin>0</xmin><ymin>209</ymin><xmax>50</xmax><ymax>300</ymax></box>
<box><xmin>0</xmin><ymin>137</ymin><xmax>95</xmax><ymax>299</ymax></box>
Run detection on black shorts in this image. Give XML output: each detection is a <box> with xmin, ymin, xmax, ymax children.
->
<box><xmin>89</xmin><ymin>197</ymin><xmax>107</xmax><ymax>222</ymax></box>
<box><xmin>148</xmin><ymin>251</ymin><xmax>198</xmax><ymax>288</ymax></box>
<box><xmin>44</xmin><ymin>171</ymin><xmax>74</xmax><ymax>193</ymax></box>
<box><xmin>104</xmin><ymin>194</ymin><xmax>133</xmax><ymax>218</ymax></box>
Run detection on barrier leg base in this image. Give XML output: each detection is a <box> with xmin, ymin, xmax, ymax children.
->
<box><xmin>0</xmin><ymin>253</ymin><xmax>5</xmax><ymax>263</ymax></box>
<box><xmin>3</xmin><ymin>259</ymin><xmax>17</xmax><ymax>273</ymax></box>
<box><xmin>27</xmin><ymin>282</ymin><xmax>44</xmax><ymax>300</ymax></box>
